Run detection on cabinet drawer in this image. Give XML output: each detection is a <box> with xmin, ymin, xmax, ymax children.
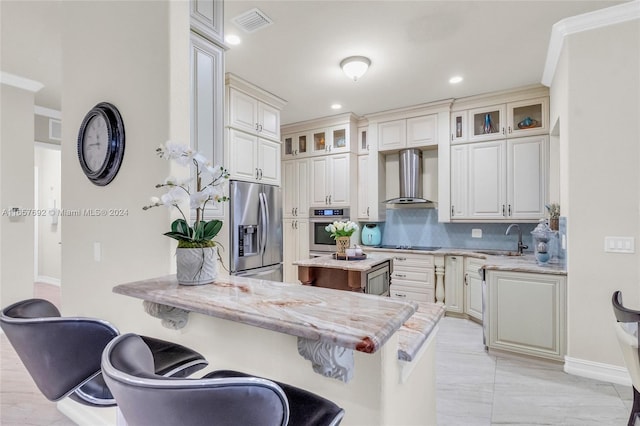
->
<box><xmin>392</xmin><ymin>267</ymin><xmax>434</xmax><ymax>284</ymax></box>
<box><xmin>391</xmin><ymin>278</ymin><xmax>434</xmax><ymax>289</ymax></box>
<box><xmin>390</xmin><ymin>253</ymin><xmax>434</xmax><ymax>268</ymax></box>
<box><xmin>390</xmin><ymin>285</ymin><xmax>434</xmax><ymax>302</ymax></box>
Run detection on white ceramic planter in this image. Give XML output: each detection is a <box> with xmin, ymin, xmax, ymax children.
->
<box><xmin>176</xmin><ymin>246</ymin><xmax>218</xmax><ymax>285</ymax></box>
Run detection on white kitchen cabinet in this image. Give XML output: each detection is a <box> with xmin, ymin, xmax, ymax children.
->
<box><xmin>357</xmin><ymin>126</ymin><xmax>369</xmax><ymax>154</ymax></box>
<box><xmin>464</xmin><ymin>257</ymin><xmax>484</xmax><ymax>321</ymax></box>
<box><xmin>450</xmin><ymin>136</ymin><xmax>548</xmax><ymax>221</ymax></box>
<box><xmin>228</xmin><ymin>87</ymin><xmax>281</xmax><ymax>141</ymax></box>
<box><xmin>227</xmin><ymin>129</ymin><xmax>280</xmax><ymax>185</ymax></box>
<box><xmin>190</xmin><ymin>32</ymin><xmax>224</xmax><ymax>218</ymax></box>
<box><xmin>190</xmin><ymin>0</ymin><xmax>223</xmax><ymax>45</ymax></box>
<box><xmin>507</xmin><ymin>136</ymin><xmax>548</xmax><ymax>219</ymax></box>
<box><xmin>450</xmin><ymin>145</ymin><xmax>468</xmax><ymax>219</ymax></box>
<box><xmin>308</xmin><ymin>125</ymin><xmax>353</xmax><ymax>156</ymax></box>
<box><xmin>282</xmin><ymin>133</ymin><xmax>310</xmax><ymax>159</ymax></box>
<box><xmin>467</xmin><ymin>98</ymin><xmax>548</xmax><ymax>142</ymax></box>
<box><xmin>309</xmin><ymin>154</ymin><xmax>355</xmax><ymax>207</ymax></box>
<box><xmin>283</xmin><ymin>219</ymin><xmax>309</xmax><ymax>283</ymax></box>
<box><xmin>450</xmin><ymin>110</ymin><xmax>468</xmax><ymax>144</ymax></box>
<box><xmin>356</xmin><ymin>151</ymin><xmax>386</xmax><ymax>222</ymax></box>
<box><xmin>375</xmin><ymin>250</ymin><xmax>435</xmax><ymax>303</ymax></box>
<box><xmin>486</xmin><ymin>270</ymin><xmax>566</xmax><ymax>361</ymax></box>
<box><xmin>468</xmin><ymin>104</ymin><xmax>506</xmax><ymax>142</ymax></box>
<box><xmin>357</xmin><ymin>155</ymin><xmax>370</xmax><ymax>220</ymax></box>
<box><xmin>506</xmin><ymin>97</ymin><xmax>549</xmax><ymax>138</ymax></box>
<box><xmin>468</xmin><ymin>140</ymin><xmax>506</xmax><ymax>219</ymax></box>
<box><xmin>378</xmin><ymin>114</ymin><xmax>437</xmax><ymax>152</ymax></box>
<box><xmin>444</xmin><ymin>256</ymin><xmax>464</xmax><ymax>314</ymax></box>
<box><xmin>283</xmin><ymin>159</ymin><xmax>309</xmax><ymax>219</ymax></box>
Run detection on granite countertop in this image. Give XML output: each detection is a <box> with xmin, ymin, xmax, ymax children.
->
<box><xmin>365</xmin><ymin>246</ymin><xmax>567</xmax><ymax>276</ymax></box>
<box><xmin>293</xmin><ymin>253</ymin><xmax>393</xmax><ymax>272</ymax></box>
<box><xmin>113</xmin><ymin>274</ymin><xmax>418</xmax><ymax>354</ymax></box>
<box><xmin>397</xmin><ymin>302</ymin><xmax>446</xmax><ymax>361</ymax></box>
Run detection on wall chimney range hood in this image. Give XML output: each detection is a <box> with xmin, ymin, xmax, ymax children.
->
<box><xmin>384</xmin><ymin>148</ymin><xmax>433</xmax><ymax>204</ymax></box>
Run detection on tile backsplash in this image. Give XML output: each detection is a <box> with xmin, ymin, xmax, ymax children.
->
<box><xmin>363</xmin><ymin>208</ymin><xmax>539</xmax><ymax>252</ymax></box>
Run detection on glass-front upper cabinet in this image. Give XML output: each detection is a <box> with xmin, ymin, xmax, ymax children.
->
<box><xmin>282</xmin><ymin>133</ymin><xmax>310</xmax><ymax>159</ymax></box>
<box><xmin>506</xmin><ymin>97</ymin><xmax>549</xmax><ymax>137</ymax></box>
<box><xmin>328</xmin><ymin>125</ymin><xmax>351</xmax><ymax>154</ymax></box>
<box><xmin>468</xmin><ymin>104</ymin><xmax>506</xmax><ymax>142</ymax></box>
<box><xmin>450</xmin><ymin>111</ymin><xmax>467</xmax><ymax>144</ymax></box>
<box><xmin>357</xmin><ymin>126</ymin><xmax>368</xmax><ymax>154</ymax></box>
<box><xmin>313</xmin><ymin>130</ymin><xmax>326</xmax><ymax>154</ymax></box>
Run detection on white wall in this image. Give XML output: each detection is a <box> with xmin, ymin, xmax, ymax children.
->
<box><xmin>0</xmin><ymin>83</ymin><xmax>36</xmax><ymax>306</ymax></box>
<box><xmin>59</xmin><ymin>0</ymin><xmax>190</xmax><ymax>337</ymax></box>
<box><xmin>552</xmin><ymin>20</ymin><xmax>640</xmax><ymax>366</ymax></box>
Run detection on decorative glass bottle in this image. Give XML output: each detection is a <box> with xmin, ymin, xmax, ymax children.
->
<box><xmin>531</xmin><ymin>219</ymin><xmax>555</xmax><ymax>265</ymax></box>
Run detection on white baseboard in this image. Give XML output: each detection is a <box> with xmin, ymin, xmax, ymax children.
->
<box><xmin>564</xmin><ymin>355</ymin><xmax>631</xmax><ymax>386</ymax></box>
<box><xmin>36</xmin><ymin>276</ymin><xmax>61</xmax><ymax>286</ymax></box>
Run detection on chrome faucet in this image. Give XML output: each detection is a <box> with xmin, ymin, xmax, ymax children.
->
<box><xmin>506</xmin><ymin>224</ymin><xmax>528</xmax><ymax>255</ymax></box>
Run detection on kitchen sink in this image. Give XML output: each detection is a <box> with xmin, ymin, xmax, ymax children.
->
<box><xmin>475</xmin><ymin>249</ymin><xmax>523</xmax><ymax>257</ymax></box>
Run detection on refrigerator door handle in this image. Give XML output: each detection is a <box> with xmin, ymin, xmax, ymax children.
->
<box><xmin>259</xmin><ymin>192</ymin><xmax>268</xmax><ymax>255</ymax></box>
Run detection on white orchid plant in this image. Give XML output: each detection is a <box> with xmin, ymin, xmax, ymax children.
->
<box><xmin>325</xmin><ymin>220</ymin><xmax>359</xmax><ymax>239</ymax></box>
<box><xmin>143</xmin><ymin>142</ymin><xmax>229</xmax><ymax>248</ymax></box>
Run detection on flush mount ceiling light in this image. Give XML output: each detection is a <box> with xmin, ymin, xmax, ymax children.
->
<box><xmin>340</xmin><ymin>56</ymin><xmax>371</xmax><ymax>81</ymax></box>
<box><xmin>225</xmin><ymin>34</ymin><xmax>241</xmax><ymax>45</ymax></box>
<box><xmin>449</xmin><ymin>75</ymin><xmax>464</xmax><ymax>84</ymax></box>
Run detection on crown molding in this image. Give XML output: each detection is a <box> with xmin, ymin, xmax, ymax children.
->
<box><xmin>0</xmin><ymin>71</ymin><xmax>44</xmax><ymax>93</ymax></box>
<box><xmin>542</xmin><ymin>0</ymin><xmax>640</xmax><ymax>86</ymax></box>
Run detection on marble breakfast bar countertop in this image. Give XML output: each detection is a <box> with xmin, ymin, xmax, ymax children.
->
<box><xmin>293</xmin><ymin>253</ymin><xmax>393</xmax><ymax>272</ymax></box>
<box><xmin>113</xmin><ymin>274</ymin><xmax>423</xmax><ymax>354</ymax></box>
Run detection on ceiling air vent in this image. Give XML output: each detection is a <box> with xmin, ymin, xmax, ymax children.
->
<box><xmin>232</xmin><ymin>8</ymin><xmax>273</xmax><ymax>33</ymax></box>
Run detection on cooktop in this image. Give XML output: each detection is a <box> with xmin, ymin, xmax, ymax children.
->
<box><xmin>373</xmin><ymin>245</ymin><xmax>442</xmax><ymax>251</ymax></box>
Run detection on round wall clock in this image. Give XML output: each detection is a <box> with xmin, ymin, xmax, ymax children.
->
<box><xmin>77</xmin><ymin>102</ymin><xmax>125</xmax><ymax>186</ymax></box>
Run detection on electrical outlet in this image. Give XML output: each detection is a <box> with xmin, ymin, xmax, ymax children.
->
<box><xmin>604</xmin><ymin>237</ymin><xmax>635</xmax><ymax>254</ymax></box>
<box><xmin>472</xmin><ymin>229</ymin><xmax>482</xmax><ymax>238</ymax></box>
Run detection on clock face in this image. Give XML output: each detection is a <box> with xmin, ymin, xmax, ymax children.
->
<box><xmin>77</xmin><ymin>102</ymin><xmax>125</xmax><ymax>186</ymax></box>
<box><xmin>82</xmin><ymin>115</ymin><xmax>110</xmax><ymax>172</ymax></box>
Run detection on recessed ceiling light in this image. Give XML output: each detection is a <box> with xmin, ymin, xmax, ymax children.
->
<box><xmin>331</xmin><ymin>104</ymin><xmax>342</xmax><ymax>110</ymax></box>
<box><xmin>225</xmin><ymin>34</ymin><xmax>242</xmax><ymax>45</ymax></box>
<box><xmin>449</xmin><ymin>76</ymin><xmax>463</xmax><ymax>84</ymax></box>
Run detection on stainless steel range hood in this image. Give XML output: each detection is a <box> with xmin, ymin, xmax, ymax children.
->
<box><xmin>384</xmin><ymin>148</ymin><xmax>433</xmax><ymax>204</ymax></box>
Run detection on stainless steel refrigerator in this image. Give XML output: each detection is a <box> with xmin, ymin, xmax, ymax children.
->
<box><xmin>229</xmin><ymin>180</ymin><xmax>283</xmax><ymax>281</ymax></box>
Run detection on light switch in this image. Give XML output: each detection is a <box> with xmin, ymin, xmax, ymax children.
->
<box><xmin>472</xmin><ymin>229</ymin><xmax>482</xmax><ymax>238</ymax></box>
<box><xmin>604</xmin><ymin>237</ymin><xmax>635</xmax><ymax>253</ymax></box>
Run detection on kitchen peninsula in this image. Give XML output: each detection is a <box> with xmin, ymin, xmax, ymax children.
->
<box><xmin>113</xmin><ymin>274</ymin><xmax>444</xmax><ymax>425</ymax></box>
<box><xmin>294</xmin><ymin>253</ymin><xmax>393</xmax><ymax>295</ymax></box>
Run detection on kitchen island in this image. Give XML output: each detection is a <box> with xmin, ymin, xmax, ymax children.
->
<box><xmin>111</xmin><ymin>274</ymin><xmax>444</xmax><ymax>425</ymax></box>
<box><xmin>294</xmin><ymin>253</ymin><xmax>393</xmax><ymax>294</ymax></box>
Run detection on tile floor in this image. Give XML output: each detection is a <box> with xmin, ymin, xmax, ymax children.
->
<box><xmin>0</xmin><ymin>284</ymin><xmax>634</xmax><ymax>425</ymax></box>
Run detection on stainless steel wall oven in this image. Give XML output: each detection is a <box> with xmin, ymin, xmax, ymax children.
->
<box><xmin>308</xmin><ymin>207</ymin><xmax>350</xmax><ymax>256</ymax></box>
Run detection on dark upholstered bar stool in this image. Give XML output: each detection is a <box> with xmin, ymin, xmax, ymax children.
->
<box><xmin>102</xmin><ymin>333</ymin><xmax>345</xmax><ymax>426</ymax></box>
<box><xmin>612</xmin><ymin>291</ymin><xmax>640</xmax><ymax>426</ymax></box>
<box><xmin>1</xmin><ymin>298</ymin><xmax>208</xmax><ymax>407</ymax></box>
